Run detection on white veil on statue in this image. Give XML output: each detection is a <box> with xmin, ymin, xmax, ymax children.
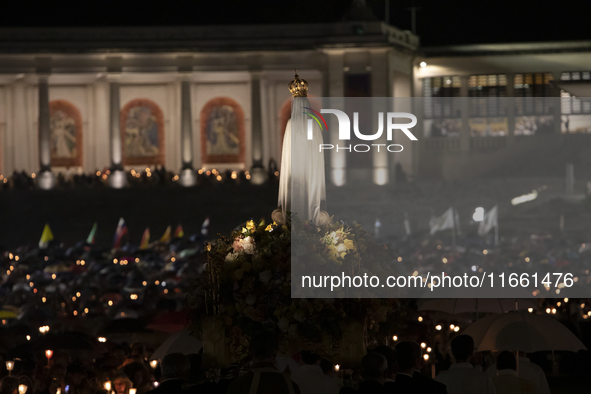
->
<box><xmin>275</xmin><ymin>72</ymin><xmax>327</xmax><ymax>225</ymax></box>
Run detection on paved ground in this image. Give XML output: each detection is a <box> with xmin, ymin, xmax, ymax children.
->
<box><xmin>1</xmin><ymin>177</ymin><xmax>589</xmax><ymax>250</ymax></box>
<box><xmin>0</xmin><ymin>183</ymin><xmax>279</xmax><ymax>250</ymax></box>
<box><xmin>328</xmin><ymin>177</ymin><xmax>591</xmax><ymax>242</ymax></box>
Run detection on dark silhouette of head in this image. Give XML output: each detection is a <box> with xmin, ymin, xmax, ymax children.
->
<box><xmin>395</xmin><ymin>341</ymin><xmax>420</xmax><ymax>373</ymax></box>
<box><xmin>361</xmin><ymin>352</ymin><xmax>388</xmax><ymax>382</ymax></box>
<box><xmin>250</xmin><ymin>331</ymin><xmax>278</xmax><ymax>363</ymax></box>
<box><xmin>301</xmin><ymin>350</ymin><xmax>321</xmax><ymax>365</ymax></box>
<box><xmin>496</xmin><ymin>351</ymin><xmax>517</xmax><ymax>371</ymax></box>
<box><xmin>161</xmin><ymin>353</ymin><xmax>190</xmax><ymax>380</ymax></box>
<box><xmin>372</xmin><ymin>345</ymin><xmax>397</xmax><ymax>378</ymax></box>
<box><xmin>0</xmin><ymin>376</ymin><xmax>18</xmax><ymax>394</ymax></box>
<box><xmin>451</xmin><ymin>335</ymin><xmax>475</xmax><ymax>363</ymax></box>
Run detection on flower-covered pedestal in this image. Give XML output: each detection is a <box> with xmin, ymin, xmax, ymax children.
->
<box><xmin>188</xmin><ymin>218</ymin><xmax>406</xmax><ymax>368</ymax></box>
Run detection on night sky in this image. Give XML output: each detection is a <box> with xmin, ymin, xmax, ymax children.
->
<box><xmin>2</xmin><ymin>0</ymin><xmax>591</xmax><ymax>46</ymax></box>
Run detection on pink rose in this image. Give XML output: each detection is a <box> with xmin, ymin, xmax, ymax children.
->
<box><xmin>232</xmin><ymin>237</ymin><xmax>244</xmax><ymax>252</ymax></box>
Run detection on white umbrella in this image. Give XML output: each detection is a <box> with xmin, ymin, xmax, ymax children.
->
<box><xmin>463</xmin><ymin>311</ymin><xmax>586</xmax><ymax>353</ymax></box>
<box><xmin>151</xmin><ymin>328</ymin><xmax>203</xmax><ymax>360</ymax></box>
<box><xmin>417</xmin><ymin>298</ymin><xmax>537</xmax><ymax>314</ymax></box>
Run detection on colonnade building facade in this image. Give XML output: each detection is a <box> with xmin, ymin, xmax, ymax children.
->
<box><xmin>0</xmin><ymin>23</ymin><xmax>417</xmax><ymax>188</ymax></box>
<box><xmin>1</xmin><ymin>23</ymin><xmax>591</xmax><ymax>188</ymax></box>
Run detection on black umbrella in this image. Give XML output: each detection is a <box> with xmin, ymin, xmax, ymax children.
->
<box><xmin>18</xmin><ymin>305</ymin><xmax>56</xmax><ymax>322</ymax></box>
<box><xmin>102</xmin><ymin>318</ymin><xmax>148</xmax><ymax>333</ymax></box>
<box><xmin>34</xmin><ymin>332</ymin><xmax>95</xmax><ymax>351</ymax></box>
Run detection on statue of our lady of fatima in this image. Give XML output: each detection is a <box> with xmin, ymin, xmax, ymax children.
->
<box><xmin>273</xmin><ymin>71</ymin><xmax>329</xmax><ymax>226</ymax></box>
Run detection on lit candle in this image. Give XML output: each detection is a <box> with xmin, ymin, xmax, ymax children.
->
<box><xmin>423</xmin><ymin>354</ymin><xmax>430</xmax><ymax>361</ymax></box>
<box><xmin>150</xmin><ymin>360</ymin><xmax>158</xmax><ymax>369</ymax></box>
<box><xmin>104</xmin><ymin>381</ymin><xmax>111</xmax><ymax>392</ymax></box>
<box><xmin>334</xmin><ymin>364</ymin><xmax>340</xmax><ymax>372</ymax></box>
<box><xmin>18</xmin><ymin>384</ymin><xmax>27</xmax><ymax>394</ymax></box>
<box><xmin>46</xmin><ymin>349</ymin><xmax>53</xmax><ymax>367</ymax></box>
<box><xmin>6</xmin><ymin>361</ymin><xmax>14</xmax><ymax>375</ymax></box>
<box><xmin>153</xmin><ymin>382</ymin><xmax>159</xmax><ymax>388</ymax></box>
<box><xmin>129</xmin><ymin>389</ymin><xmax>137</xmax><ymax>394</ymax></box>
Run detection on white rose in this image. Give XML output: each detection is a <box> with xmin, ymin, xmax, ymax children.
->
<box><xmin>242</xmin><ymin>236</ymin><xmax>256</xmax><ymax>255</ymax></box>
<box><xmin>225</xmin><ymin>251</ymin><xmax>239</xmax><ymax>263</ymax></box>
<box><xmin>259</xmin><ymin>270</ymin><xmax>272</xmax><ymax>283</ymax></box>
<box><xmin>337</xmin><ymin>243</ymin><xmax>347</xmax><ymax>253</ymax></box>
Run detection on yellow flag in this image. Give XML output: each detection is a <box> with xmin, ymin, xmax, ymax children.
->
<box><xmin>160</xmin><ymin>226</ymin><xmax>171</xmax><ymax>243</ymax></box>
<box><xmin>174</xmin><ymin>225</ymin><xmax>184</xmax><ymax>238</ymax></box>
<box><xmin>140</xmin><ymin>228</ymin><xmax>150</xmax><ymax>250</ymax></box>
<box><xmin>39</xmin><ymin>224</ymin><xmax>54</xmax><ymax>249</ymax></box>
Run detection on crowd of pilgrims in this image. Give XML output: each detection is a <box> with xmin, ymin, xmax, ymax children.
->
<box><xmin>0</xmin><ymin>331</ymin><xmax>551</xmax><ymax>394</ymax></box>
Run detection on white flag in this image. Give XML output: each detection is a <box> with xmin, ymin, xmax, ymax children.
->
<box><xmin>478</xmin><ymin>205</ymin><xmax>498</xmax><ymax>236</ymax></box>
<box><xmin>404</xmin><ymin>212</ymin><xmax>411</xmax><ymax>236</ymax></box>
<box><xmin>429</xmin><ymin>208</ymin><xmax>455</xmax><ymax>235</ymax></box>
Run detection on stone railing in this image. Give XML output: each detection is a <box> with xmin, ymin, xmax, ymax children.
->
<box><xmin>469</xmin><ymin>136</ymin><xmax>507</xmax><ymax>151</ymax></box>
<box><xmin>422</xmin><ymin>137</ymin><xmax>461</xmax><ymax>153</ymax></box>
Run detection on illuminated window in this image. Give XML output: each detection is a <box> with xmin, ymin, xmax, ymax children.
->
<box><xmin>513</xmin><ymin>73</ymin><xmax>555</xmax><ymax>116</ymax></box>
<box><xmin>514</xmin><ymin>73</ymin><xmax>554</xmax><ymax>97</ymax></box>
<box><xmin>561</xmin><ymin>71</ymin><xmax>591</xmax><ymax>81</ymax></box>
<box><xmin>560</xmin><ymin>72</ymin><xmax>591</xmax><ymax>115</ymax></box>
<box><xmin>468</xmin><ymin>74</ymin><xmax>507</xmax><ymax>117</ymax></box>
<box><xmin>423</xmin><ymin>76</ymin><xmax>461</xmax><ymax>119</ymax></box>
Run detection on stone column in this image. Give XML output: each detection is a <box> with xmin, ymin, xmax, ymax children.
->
<box><xmin>505</xmin><ymin>73</ymin><xmax>515</xmax><ymax>144</ymax></box>
<box><xmin>370</xmin><ymin>50</ymin><xmax>390</xmax><ymax>185</ymax></box>
<box><xmin>93</xmin><ymin>77</ymin><xmax>110</xmax><ymax>171</ymax></box>
<box><xmin>108</xmin><ymin>77</ymin><xmax>127</xmax><ymax>188</ymax></box>
<box><xmin>327</xmin><ymin>51</ymin><xmax>346</xmax><ymax>186</ymax></box>
<box><xmin>552</xmin><ymin>72</ymin><xmax>563</xmax><ymax>134</ymax></box>
<box><xmin>37</xmin><ymin>75</ymin><xmax>56</xmax><ymax>190</ymax></box>
<box><xmin>459</xmin><ymin>76</ymin><xmax>471</xmax><ymax>152</ymax></box>
<box><xmin>11</xmin><ymin>79</ymin><xmax>29</xmax><ymax>173</ymax></box>
<box><xmin>250</xmin><ymin>71</ymin><xmax>267</xmax><ymax>185</ymax></box>
<box><xmin>179</xmin><ymin>79</ymin><xmax>196</xmax><ymax>186</ymax></box>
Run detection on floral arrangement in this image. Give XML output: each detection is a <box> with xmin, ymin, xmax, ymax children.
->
<box><xmin>188</xmin><ymin>217</ymin><xmax>407</xmax><ymax>364</ymax></box>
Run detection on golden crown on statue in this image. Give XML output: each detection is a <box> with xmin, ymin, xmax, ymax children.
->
<box><xmin>289</xmin><ymin>70</ymin><xmax>308</xmax><ymax>97</ymax></box>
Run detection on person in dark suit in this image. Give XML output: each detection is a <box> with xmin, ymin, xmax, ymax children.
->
<box><xmin>394</xmin><ymin>341</ymin><xmax>448</xmax><ymax>394</ymax></box>
<box><xmin>393</xmin><ymin>342</ymin><xmax>420</xmax><ymax>394</ymax></box>
<box><xmin>413</xmin><ymin>369</ymin><xmax>448</xmax><ymax>394</ymax></box>
<box><xmin>371</xmin><ymin>345</ymin><xmax>397</xmax><ymax>393</ymax></box>
<box><xmin>145</xmin><ymin>353</ymin><xmax>190</xmax><ymax>394</ymax></box>
<box><xmin>357</xmin><ymin>352</ymin><xmax>389</xmax><ymax>394</ymax></box>
<box><xmin>405</xmin><ymin>342</ymin><xmax>447</xmax><ymax>394</ymax></box>
<box><xmin>226</xmin><ymin>331</ymin><xmax>300</xmax><ymax>394</ymax></box>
